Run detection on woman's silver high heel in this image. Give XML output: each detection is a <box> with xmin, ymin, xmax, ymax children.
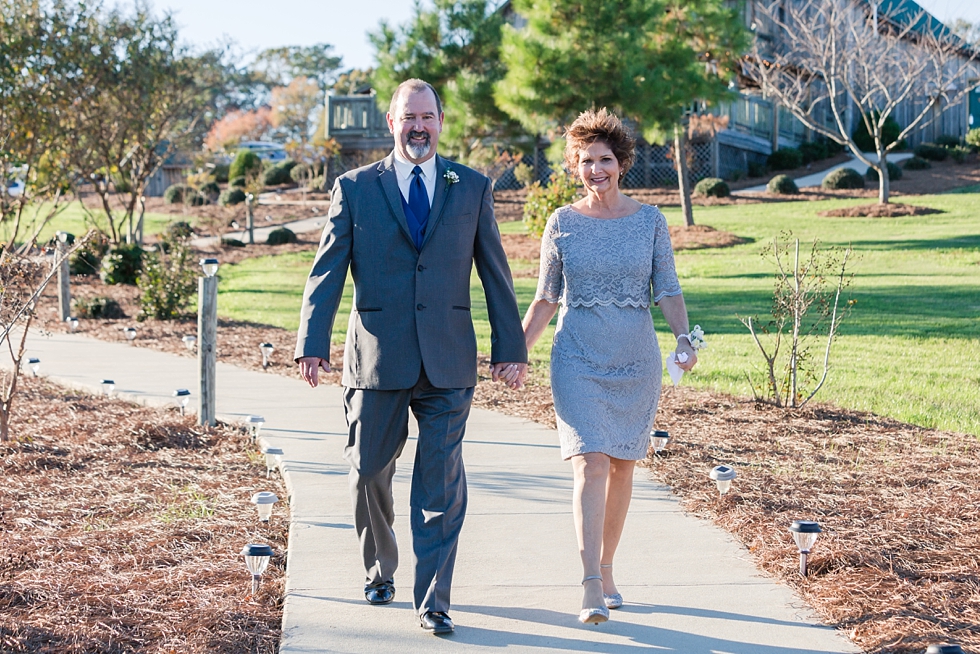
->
<box><xmin>601</xmin><ymin>564</ymin><xmax>623</xmax><ymax>609</ymax></box>
<box><xmin>578</xmin><ymin>575</ymin><xmax>610</xmax><ymax>624</ymax></box>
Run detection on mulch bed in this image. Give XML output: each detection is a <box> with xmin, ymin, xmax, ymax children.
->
<box><xmin>0</xmin><ymin>377</ymin><xmax>288</xmax><ymax>653</ymax></box>
<box><xmin>817</xmin><ymin>204</ymin><xmax>944</xmax><ymax>218</ymax></box>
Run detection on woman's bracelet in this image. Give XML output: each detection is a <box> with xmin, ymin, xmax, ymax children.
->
<box><xmin>676</xmin><ymin>334</ymin><xmax>692</xmax><ymax>345</ymax></box>
<box><xmin>678</xmin><ymin>326</ymin><xmax>706</xmax><ymax>351</ymax></box>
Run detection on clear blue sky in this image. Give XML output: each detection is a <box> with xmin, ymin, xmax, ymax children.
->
<box><xmin>156</xmin><ymin>0</ymin><xmax>979</xmax><ymax>71</ymax></box>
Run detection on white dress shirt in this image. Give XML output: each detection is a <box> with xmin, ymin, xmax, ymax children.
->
<box><xmin>392</xmin><ymin>150</ymin><xmax>437</xmax><ymax>207</ymax></box>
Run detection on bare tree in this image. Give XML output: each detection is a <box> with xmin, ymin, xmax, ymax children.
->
<box><xmin>743</xmin><ymin>0</ymin><xmax>980</xmax><ymax>204</ymax></box>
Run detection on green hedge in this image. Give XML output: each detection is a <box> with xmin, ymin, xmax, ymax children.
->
<box><xmin>229</xmin><ymin>150</ymin><xmax>262</xmax><ymax>180</ymax></box>
<box><xmin>902</xmin><ymin>156</ymin><xmax>931</xmax><ymax>170</ymax></box>
<box><xmin>263</xmin><ymin>159</ymin><xmax>297</xmax><ymax>186</ymax></box>
<box><xmin>767</xmin><ymin>148</ymin><xmax>803</xmax><ymax>171</ymax></box>
<box><xmin>913</xmin><ymin>143</ymin><xmax>947</xmax><ymax>161</ymax></box>
<box><xmin>219</xmin><ymin>188</ymin><xmax>247</xmax><ymax>206</ymax></box>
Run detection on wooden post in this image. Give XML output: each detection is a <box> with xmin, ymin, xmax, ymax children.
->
<box><xmin>198</xmin><ymin>275</ymin><xmax>217</xmax><ymax>427</ymax></box>
<box><xmin>246</xmin><ymin>193</ymin><xmax>255</xmax><ymax>245</ymax></box>
<box><xmin>57</xmin><ymin>240</ymin><xmax>70</xmax><ymax>322</ymax></box>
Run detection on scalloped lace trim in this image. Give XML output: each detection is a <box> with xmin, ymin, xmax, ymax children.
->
<box><xmin>566</xmin><ymin>297</ymin><xmax>650</xmax><ymax>308</ymax></box>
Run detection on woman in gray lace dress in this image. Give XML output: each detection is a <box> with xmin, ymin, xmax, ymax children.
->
<box><xmin>520</xmin><ymin>109</ymin><xmax>698</xmax><ymax>625</ymax></box>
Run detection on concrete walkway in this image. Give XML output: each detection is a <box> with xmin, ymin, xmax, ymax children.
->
<box><xmin>20</xmin><ymin>330</ymin><xmax>860</xmax><ymax>654</ymax></box>
<box><xmin>738</xmin><ymin>152</ymin><xmax>913</xmax><ymax>193</ymax></box>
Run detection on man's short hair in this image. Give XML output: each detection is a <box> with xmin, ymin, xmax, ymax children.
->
<box><xmin>389</xmin><ymin>79</ymin><xmax>443</xmax><ymax>117</ymax></box>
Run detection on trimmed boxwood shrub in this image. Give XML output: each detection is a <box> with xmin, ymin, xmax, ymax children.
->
<box><xmin>693</xmin><ymin>177</ymin><xmax>730</xmax><ymax>198</ymax></box>
<box><xmin>69</xmin><ymin>237</ymin><xmax>109</xmax><ymax>275</ymax></box>
<box><xmin>865</xmin><ymin>161</ymin><xmax>903</xmax><ymax>182</ymax></box>
<box><xmin>767</xmin><ymin>148</ymin><xmax>803</xmax><ymax>171</ymax></box>
<box><xmin>73</xmin><ymin>296</ymin><xmax>124</xmax><ymax>319</ymax></box>
<box><xmin>229</xmin><ymin>150</ymin><xmax>262</xmax><ymax>180</ymax></box>
<box><xmin>229</xmin><ymin>176</ymin><xmax>246</xmax><ymax>188</ymax></box>
<box><xmin>799</xmin><ymin>141</ymin><xmax>828</xmax><ymax>165</ymax></box>
<box><xmin>221</xmin><ymin>237</ymin><xmax>246</xmax><ymax>248</ymax></box>
<box><xmin>902</xmin><ymin>156</ymin><xmax>931</xmax><ymax>170</ymax></box>
<box><xmin>200</xmin><ymin>181</ymin><xmax>220</xmax><ymax>199</ymax></box>
<box><xmin>266</xmin><ymin>227</ymin><xmax>298</xmax><ymax>245</ymax></box>
<box><xmin>852</xmin><ymin>112</ymin><xmax>902</xmax><ymax>152</ymax></box>
<box><xmin>212</xmin><ymin>163</ymin><xmax>230</xmax><ymax>183</ymax></box>
<box><xmin>100</xmin><ymin>244</ymin><xmax>144</xmax><ymax>285</ymax></box>
<box><xmin>163</xmin><ymin>184</ymin><xmax>198</xmax><ymax>205</ymax></box>
<box><xmin>914</xmin><ymin>143</ymin><xmax>947</xmax><ymax>161</ymax></box>
<box><xmin>219</xmin><ymin>188</ymin><xmax>246</xmax><ymax>206</ymax></box>
<box><xmin>822</xmin><ymin>167</ymin><xmax>865</xmax><ymax>190</ymax></box>
<box><xmin>935</xmin><ymin>134</ymin><xmax>961</xmax><ymax>147</ymax></box>
<box><xmin>263</xmin><ymin>159</ymin><xmax>297</xmax><ymax>186</ymax></box>
<box><xmin>767</xmin><ymin>174</ymin><xmax>799</xmax><ymax>194</ymax></box>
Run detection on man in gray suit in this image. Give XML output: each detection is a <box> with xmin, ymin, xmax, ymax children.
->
<box><xmin>295</xmin><ymin>78</ymin><xmax>527</xmax><ymax>635</ymax></box>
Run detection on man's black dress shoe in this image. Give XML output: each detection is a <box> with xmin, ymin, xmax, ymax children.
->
<box><xmin>364</xmin><ymin>581</ymin><xmax>395</xmax><ymax>605</ymax></box>
<box><xmin>419</xmin><ymin>611</ymin><xmax>455</xmax><ymax>634</ymax></box>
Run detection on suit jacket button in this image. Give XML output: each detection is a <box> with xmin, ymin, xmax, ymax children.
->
<box><xmin>417</xmin><ymin>304</ymin><xmax>425</xmax><ymax>311</ymax></box>
<box><xmin>417</xmin><ymin>264</ymin><xmax>424</xmax><ymax>272</ymax></box>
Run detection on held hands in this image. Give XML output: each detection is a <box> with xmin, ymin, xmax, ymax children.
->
<box><xmin>491</xmin><ymin>362</ymin><xmax>527</xmax><ymax>390</ymax></box>
<box><xmin>298</xmin><ymin>356</ymin><xmax>331</xmax><ymax>388</ymax></box>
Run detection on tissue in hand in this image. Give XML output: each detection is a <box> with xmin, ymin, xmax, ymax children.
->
<box><xmin>666</xmin><ymin>351</ymin><xmax>689</xmax><ymax>386</ymax></box>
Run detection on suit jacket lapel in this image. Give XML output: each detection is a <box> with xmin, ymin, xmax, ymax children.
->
<box><xmin>420</xmin><ymin>155</ymin><xmax>452</xmax><ymax>251</ymax></box>
<box><xmin>376</xmin><ymin>154</ymin><xmax>415</xmax><ymax>248</ymax></box>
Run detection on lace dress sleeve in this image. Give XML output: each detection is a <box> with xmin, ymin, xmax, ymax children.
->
<box><xmin>534</xmin><ymin>212</ymin><xmax>563</xmax><ymax>303</ymax></box>
<box><xmin>651</xmin><ymin>207</ymin><xmax>682</xmax><ymax>303</ymax></box>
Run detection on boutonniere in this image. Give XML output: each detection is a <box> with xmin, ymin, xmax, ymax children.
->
<box><xmin>444</xmin><ymin>168</ymin><xmax>460</xmax><ymax>185</ymax></box>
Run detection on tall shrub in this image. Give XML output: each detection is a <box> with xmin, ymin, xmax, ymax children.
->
<box><xmin>522</xmin><ymin>171</ymin><xmax>580</xmax><ymax>238</ymax></box>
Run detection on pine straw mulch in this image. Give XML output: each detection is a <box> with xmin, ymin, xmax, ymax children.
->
<box><xmin>0</xmin><ymin>376</ymin><xmax>288</xmax><ymax>653</ymax></box>
<box><xmin>817</xmin><ymin>204</ymin><xmax>945</xmax><ymax>218</ymax></box>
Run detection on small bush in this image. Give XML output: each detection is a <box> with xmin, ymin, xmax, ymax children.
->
<box><xmin>852</xmin><ymin>112</ymin><xmax>902</xmax><ymax>152</ymax></box>
<box><xmin>266</xmin><ymin>227</ymin><xmax>297</xmax><ymax>245</ymax></box>
<box><xmin>221</xmin><ymin>237</ymin><xmax>246</xmax><ymax>248</ymax></box>
<box><xmin>219</xmin><ymin>188</ymin><xmax>246</xmax><ymax>206</ymax></box>
<box><xmin>935</xmin><ymin>134</ymin><xmax>961</xmax><ymax>148</ymax></box>
<box><xmin>914</xmin><ymin>143</ymin><xmax>947</xmax><ymax>161</ymax></box>
<box><xmin>229</xmin><ymin>150</ymin><xmax>262</xmax><ymax>181</ymax></box>
<box><xmin>263</xmin><ymin>159</ymin><xmax>297</xmax><ymax>186</ymax></box>
<box><xmin>966</xmin><ymin>128</ymin><xmax>980</xmax><ymax>148</ymax></box>
<box><xmin>289</xmin><ymin>163</ymin><xmax>311</xmax><ymax>183</ymax></box>
<box><xmin>865</xmin><ymin>161</ymin><xmax>903</xmax><ymax>182</ymax></box>
<box><xmin>212</xmin><ymin>163</ymin><xmax>230</xmax><ymax>183</ymax></box>
<box><xmin>163</xmin><ymin>184</ymin><xmax>198</xmax><ymax>205</ymax></box>
<box><xmin>821</xmin><ymin>167</ymin><xmax>865</xmax><ymax>190</ymax></box>
<box><xmin>799</xmin><ymin>141</ymin><xmax>829</xmax><ymax>165</ymax></box>
<box><xmin>523</xmin><ymin>171</ymin><xmax>580</xmax><ymax>238</ymax></box>
<box><xmin>513</xmin><ymin>162</ymin><xmax>535</xmax><ymax>188</ymax></box>
<box><xmin>166</xmin><ymin>221</ymin><xmax>194</xmax><ymax>241</ymax></box>
<box><xmin>100</xmin><ymin>244</ymin><xmax>144</xmax><ymax>285</ymax></box>
<box><xmin>69</xmin><ymin>237</ymin><xmax>109</xmax><ymax>275</ymax></box>
<box><xmin>949</xmin><ymin>145</ymin><xmax>970</xmax><ymax>164</ymax></box>
<box><xmin>137</xmin><ymin>233</ymin><xmax>197</xmax><ymax>321</ymax></box>
<box><xmin>902</xmin><ymin>156</ymin><xmax>931</xmax><ymax>170</ymax></box>
<box><xmin>693</xmin><ymin>177</ymin><xmax>730</xmax><ymax>198</ymax></box>
<box><xmin>73</xmin><ymin>296</ymin><xmax>124</xmax><ymax>319</ymax></box>
<box><xmin>767</xmin><ymin>174</ymin><xmax>799</xmax><ymax>194</ymax></box>
<box><xmin>767</xmin><ymin>148</ymin><xmax>803</xmax><ymax>171</ymax></box>
<box><xmin>747</xmin><ymin>161</ymin><xmax>768</xmax><ymax>178</ymax></box>
<box><xmin>229</xmin><ymin>176</ymin><xmax>246</xmax><ymax>188</ymax></box>
<box><xmin>200</xmin><ymin>181</ymin><xmax>220</xmax><ymax>199</ymax></box>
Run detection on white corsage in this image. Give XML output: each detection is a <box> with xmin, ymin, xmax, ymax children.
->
<box><xmin>444</xmin><ymin>168</ymin><xmax>460</xmax><ymax>185</ymax></box>
<box><xmin>666</xmin><ymin>325</ymin><xmax>705</xmax><ymax>386</ymax></box>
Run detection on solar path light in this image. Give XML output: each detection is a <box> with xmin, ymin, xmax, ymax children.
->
<box><xmin>259</xmin><ymin>342</ymin><xmax>274</xmax><ymax>369</ymax></box>
<box><xmin>182</xmin><ymin>335</ymin><xmax>196</xmax><ymax>351</ymax></box>
<box><xmin>67</xmin><ymin>316</ymin><xmax>79</xmax><ymax>333</ymax></box>
<box><xmin>925</xmin><ymin>645</ymin><xmax>964</xmax><ymax>654</ymax></box>
<box><xmin>709</xmin><ymin>465</ymin><xmax>737</xmax><ymax>496</ymax></box>
<box><xmin>123</xmin><ymin>327</ymin><xmax>136</xmax><ymax>343</ymax></box>
<box><xmin>173</xmin><ymin>389</ymin><xmax>191</xmax><ymax>415</ymax></box>
<box><xmin>260</xmin><ymin>445</ymin><xmax>283</xmax><ymax>478</ymax></box>
<box><xmin>251</xmin><ymin>492</ymin><xmax>279</xmax><ymax>522</ymax></box>
<box><xmin>101</xmin><ymin>379</ymin><xmax>115</xmax><ymax>396</ymax></box>
<box><xmin>200</xmin><ymin>258</ymin><xmax>219</xmax><ymax>278</ymax></box>
<box><xmin>27</xmin><ymin>358</ymin><xmax>40</xmax><ymax>377</ymax></box>
<box><xmin>789</xmin><ymin>520</ymin><xmax>822</xmax><ymax>577</ymax></box>
<box><xmin>246</xmin><ymin>415</ymin><xmax>265</xmax><ymax>443</ymax></box>
<box><xmin>241</xmin><ymin>543</ymin><xmax>274</xmax><ymax>594</ymax></box>
<box><xmin>650</xmin><ymin>430</ymin><xmax>669</xmax><ymax>455</ymax></box>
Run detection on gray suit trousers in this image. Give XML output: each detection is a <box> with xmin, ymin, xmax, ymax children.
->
<box><xmin>344</xmin><ymin>367</ymin><xmax>473</xmax><ymax>616</ymax></box>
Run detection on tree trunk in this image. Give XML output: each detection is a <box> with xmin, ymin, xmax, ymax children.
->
<box><xmin>674</xmin><ymin>125</ymin><xmax>695</xmax><ymax>227</ymax></box>
<box><xmin>877</xmin><ymin>154</ymin><xmax>890</xmax><ymax>204</ymax></box>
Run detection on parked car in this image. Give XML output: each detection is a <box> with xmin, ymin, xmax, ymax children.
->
<box><xmin>5</xmin><ymin>178</ymin><xmax>24</xmax><ymax>197</ymax></box>
<box><xmin>237</xmin><ymin>141</ymin><xmax>288</xmax><ymax>163</ymax></box>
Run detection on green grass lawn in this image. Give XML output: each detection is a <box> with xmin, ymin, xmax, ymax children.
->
<box><xmin>1</xmin><ymin>202</ymin><xmax>184</xmax><ymax>244</ymax></box>
<box><xmin>216</xmin><ymin>193</ymin><xmax>980</xmax><ymax>436</ymax></box>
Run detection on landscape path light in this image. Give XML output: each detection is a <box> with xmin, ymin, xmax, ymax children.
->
<box><xmin>200</xmin><ymin>258</ymin><xmax>219</xmax><ymax>278</ymax></box>
<box><xmin>259</xmin><ymin>342</ymin><xmax>274</xmax><ymax>369</ymax></box>
<box><xmin>182</xmin><ymin>335</ymin><xmax>197</xmax><ymax>351</ymax></box>
<box><xmin>67</xmin><ymin>316</ymin><xmax>79</xmax><ymax>333</ymax></box>
<box><xmin>789</xmin><ymin>520</ymin><xmax>822</xmax><ymax>577</ymax></box>
<box><xmin>250</xmin><ymin>492</ymin><xmax>279</xmax><ymax>522</ymax></box>
<box><xmin>123</xmin><ymin>327</ymin><xmax>136</xmax><ymax>343</ymax></box>
<box><xmin>27</xmin><ymin>357</ymin><xmax>40</xmax><ymax>377</ymax></box>
<box><xmin>173</xmin><ymin>388</ymin><xmax>191</xmax><ymax>415</ymax></box>
<box><xmin>101</xmin><ymin>379</ymin><xmax>115</xmax><ymax>396</ymax></box>
<box><xmin>246</xmin><ymin>415</ymin><xmax>265</xmax><ymax>442</ymax></box>
<box><xmin>241</xmin><ymin>543</ymin><xmax>274</xmax><ymax>594</ymax></box>
<box><xmin>650</xmin><ymin>430</ymin><xmax>670</xmax><ymax>455</ymax></box>
<box><xmin>261</xmin><ymin>445</ymin><xmax>283</xmax><ymax>478</ymax></box>
<box><xmin>709</xmin><ymin>465</ymin><xmax>737</xmax><ymax>496</ymax></box>
<box><xmin>925</xmin><ymin>645</ymin><xmax>964</xmax><ymax>654</ymax></box>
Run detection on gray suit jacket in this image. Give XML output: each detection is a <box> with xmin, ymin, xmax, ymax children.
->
<box><xmin>294</xmin><ymin>153</ymin><xmax>527</xmax><ymax>390</ymax></box>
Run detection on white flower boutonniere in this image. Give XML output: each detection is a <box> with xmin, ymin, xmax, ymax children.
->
<box><xmin>444</xmin><ymin>168</ymin><xmax>460</xmax><ymax>185</ymax></box>
<box><xmin>688</xmin><ymin>325</ymin><xmax>707</xmax><ymax>351</ymax></box>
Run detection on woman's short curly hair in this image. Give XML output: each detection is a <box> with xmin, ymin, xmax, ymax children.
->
<box><xmin>563</xmin><ymin>108</ymin><xmax>636</xmax><ymax>178</ymax></box>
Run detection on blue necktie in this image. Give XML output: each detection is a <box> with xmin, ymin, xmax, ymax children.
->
<box><xmin>408</xmin><ymin>165</ymin><xmax>430</xmax><ymax>250</ymax></box>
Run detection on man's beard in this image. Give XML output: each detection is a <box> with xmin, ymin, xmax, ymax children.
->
<box><xmin>405</xmin><ymin>130</ymin><xmax>431</xmax><ymax>159</ymax></box>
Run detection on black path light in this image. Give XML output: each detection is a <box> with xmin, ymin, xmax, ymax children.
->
<box><xmin>27</xmin><ymin>357</ymin><xmax>40</xmax><ymax>377</ymax></box>
<box><xmin>650</xmin><ymin>430</ymin><xmax>670</xmax><ymax>455</ymax></box>
<box><xmin>246</xmin><ymin>415</ymin><xmax>266</xmax><ymax>443</ymax></box>
<box><xmin>173</xmin><ymin>389</ymin><xmax>191</xmax><ymax>415</ymax></box>
<box><xmin>101</xmin><ymin>379</ymin><xmax>115</xmax><ymax>396</ymax></box>
<box><xmin>925</xmin><ymin>645</ymin><xmax>964</xmax><ymax>654</ymax></box>
<box><xmin>259</xmin><ymin>342</ymin><xmax>274</xmax><ymax>369</ymax></box>
<box><xmin>709</xmin><ymin>465</ymin><xmax>737</xmax><ymax>496</ymax></box>
<box><xmin>261</xmin><ymin>445</ymin><xmax>283</xmax><ymax>478</ymax></box>
<box><xmin>789</xmin><ymin>520</ymin><xmax>822</xmax><ymax>576</ymax></box>
<box><xmin>251</xmin><ymin>492</ymin><xmax>279</xmax><ymax>522</ymax></box>
<box><xmin>241</xmin><ymin>543</ymin><xmax>274</xmax><ymax>594</ymax></box>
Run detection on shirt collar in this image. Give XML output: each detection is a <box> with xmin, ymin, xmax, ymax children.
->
<box><xmin>393</xmin><ymin>150</ymin><xmax>438</xmax><ymax>183</ymax></box>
